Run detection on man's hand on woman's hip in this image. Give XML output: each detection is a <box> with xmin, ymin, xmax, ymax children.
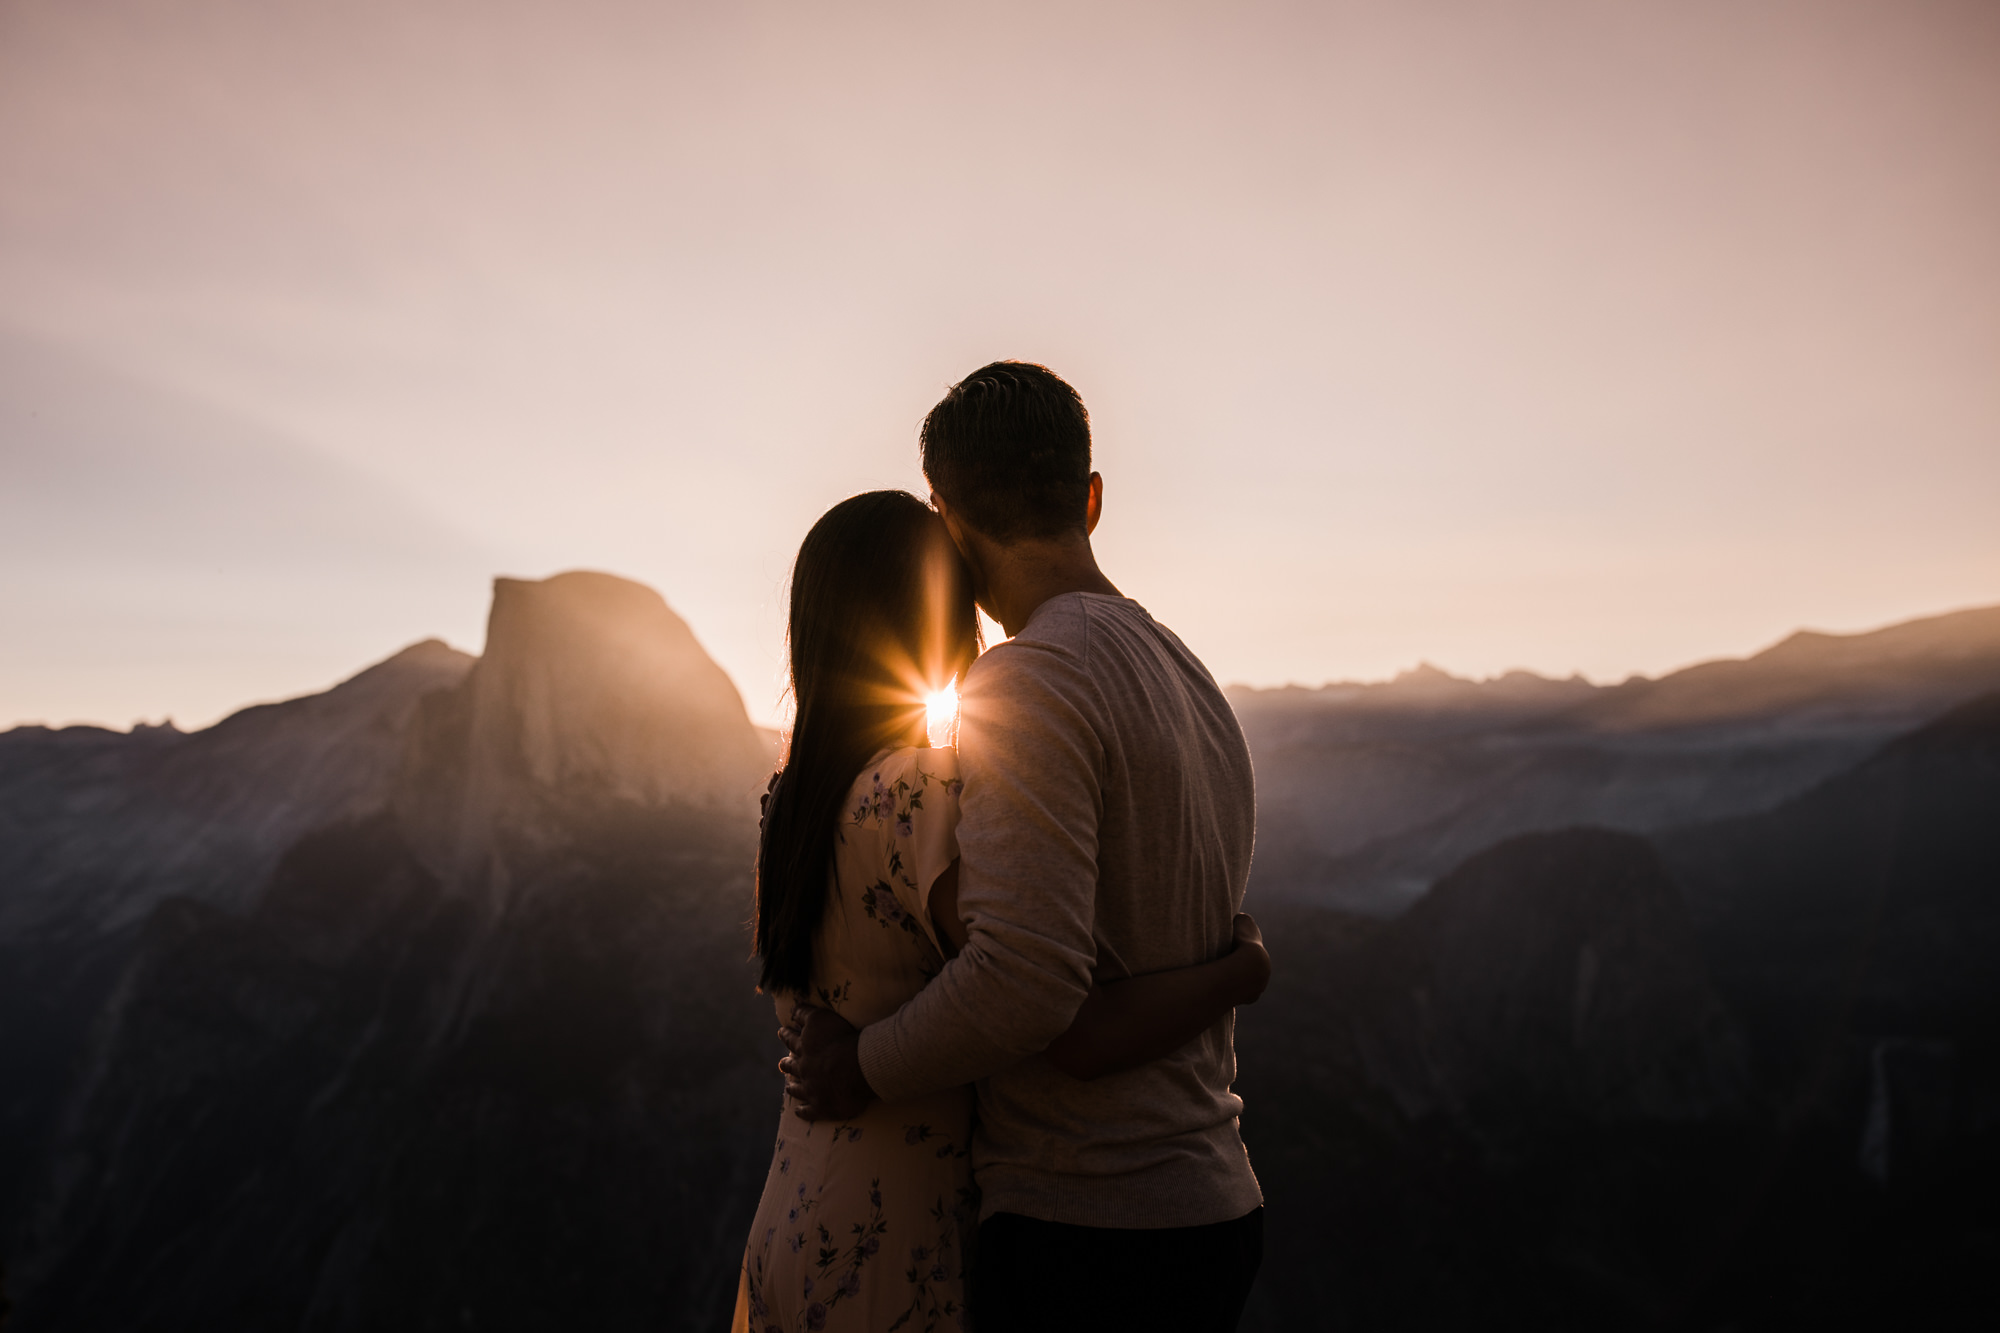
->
<box><xmin>777</xmin><ymin>1004</ymin><xmax>874</xmax><ymax>1122</ymax></box>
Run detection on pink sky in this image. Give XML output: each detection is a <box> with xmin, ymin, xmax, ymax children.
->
<box><xmin>3</xmin><ymin>0</ymin><xmax>1997</xmax><ymax>728</ymax></box>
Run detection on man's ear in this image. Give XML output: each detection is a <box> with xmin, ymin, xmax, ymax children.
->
<box><xmin>930</xmin><ymin>492</ymin><xmax>975</xmax><ymax>563</ymax></box>
<box><xmin>1084</xmin><ymin>473</ymin><xmax>1104</xmax><ymax>536</ymax></box>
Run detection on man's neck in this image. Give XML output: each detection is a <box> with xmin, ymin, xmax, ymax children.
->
<box><xmin>978</xmin><ymin>537</ymin><xmax>1121</xmax><ymax>638</ymax></box>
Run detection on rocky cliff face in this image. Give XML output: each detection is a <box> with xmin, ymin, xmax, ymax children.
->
<box><xmin>394</xmin><ymin>571</ymin><xmax>770</xmax><ymax>910</ymax></box>
<box><xmin>2</xmin><ymin>573</ymin><xmax>781</xmax><ymax>1333</ymax></box>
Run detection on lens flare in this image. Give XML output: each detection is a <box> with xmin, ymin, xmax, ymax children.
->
<box><xmin>924</xmin><ymin>683</ymin><xmax>959</xmax><ymax>748</ymax></box>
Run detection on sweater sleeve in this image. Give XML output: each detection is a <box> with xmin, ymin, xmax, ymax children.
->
<box><xmin>856</xmin><ymin>646</ymin><xmax>1102</xmax><ymax>1101</ymax></box>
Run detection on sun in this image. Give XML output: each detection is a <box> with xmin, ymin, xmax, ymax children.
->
<box><xmin>924</xmin><ymin>683</ymin><xmax>960</xmax><ymax>747</ymax></box>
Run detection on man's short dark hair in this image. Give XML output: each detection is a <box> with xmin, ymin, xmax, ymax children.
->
<box><xmin>919</xmin><ymin>361</ymin><xmax>1092</xmax><ymax>542</ymax></box>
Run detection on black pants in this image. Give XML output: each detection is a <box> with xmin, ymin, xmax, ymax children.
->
<box><xmin>971</xmin><ymin>1206</ymin><xmax>1263</xmax><ymax>1332</ymax></box>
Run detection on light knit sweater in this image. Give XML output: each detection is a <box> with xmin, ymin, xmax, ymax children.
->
<box><xmin>857</xmin><ymin>592</ymin><xmax>1264</xmax><ymax>1230</ymax></box>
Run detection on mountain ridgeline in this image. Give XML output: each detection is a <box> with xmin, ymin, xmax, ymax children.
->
<box><xmin>1232</xmin><ymin>604</ymin><xmax>2000</xmax><ymax>916</ymax></box>
<box><xmin>0</xmin><ymin>573</ymin><xmax>776</xmax><ymax>1330</ymax></box>
<box><xmin>2</xmin><ymin>582</ymin><xmax>1998</xmax><ymax>1329</ymax></box>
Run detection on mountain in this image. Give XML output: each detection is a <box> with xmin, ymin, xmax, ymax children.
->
<box><xmin>391</xmin><ymin>571</ymin><xmax>772</xmax><ymax>907</ymax></box>
<box><xmin>1235</xmin><ymin>691</ymin><xmax>2000</xmax><ymax>1330</ymax></box>
<box><xmin>1340</xmin><ymin>829</ymin><xmax>1750</xmax><ymax>1128</ymax></box>
<box><xmin>7</xmin><ymin>584</ymin><xmax>1999</xmax><ymax>1330</ymax></box>
<box><xmin>0</xmin><ymin>639</ymin><xmax>474</xmax><ymax>1241</ymax></box>
<box><xmin>1660</xmin><ymin>689</ymin><xmax>2000</xmax><ymax>1109</ymax></box>
<box><xmin>1233</xmin><ymin>604</ymin><xmax>2000</xmax><ymax>914</ymax></box>
<box><xmin>1582</xmin><ymin>606</ymin><xmax>2000</xmax><ymax>733</ymax></box>
<box><xmin>0</xmin><ymin>639</ymin><xmax>474</xmax><ymax>938</ymax></box>
<box><xmin>1236</xmin><ymin>830</ymin><xmax>1756</xmax><ymax>1330</ymax></box>
<box><xmin>1</xmin><ymin>572</ymin><xmax>781</xmax><ymax>1332</ymax></box>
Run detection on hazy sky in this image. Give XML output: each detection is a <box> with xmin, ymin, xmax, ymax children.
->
<box><xmin>4</xmin><ymin>0</ymin><xmax>1997</xmax><ymax>730</ymax></box>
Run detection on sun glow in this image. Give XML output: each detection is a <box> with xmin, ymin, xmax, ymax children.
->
<box><xmin>924</xmin><ymin>683</ymin><xmax>960</xmax><ymax>749</ymax></box>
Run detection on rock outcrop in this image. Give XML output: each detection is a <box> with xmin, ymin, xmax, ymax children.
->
<box><xmin>394</xmin><ymin>572</ymin><xmax>771</xmax><ymax>908</ymax></box>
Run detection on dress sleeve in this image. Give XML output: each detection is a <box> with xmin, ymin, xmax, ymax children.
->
<box><xmin>885</xmin><ymin>747</ymin><xmax>962</xmax><ymax>959</ymax></box>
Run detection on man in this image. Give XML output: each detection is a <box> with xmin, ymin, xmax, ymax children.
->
<box><xmin>781</xmin><ymin>361</ymin><xmax>1263</xmax><ymax>1330</ymax></box>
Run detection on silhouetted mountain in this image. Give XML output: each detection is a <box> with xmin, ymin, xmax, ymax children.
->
<box><xmin>1660</xmin><ymin>689</ymin><xmax>2000</xmax><ymax>1123</ymax></box>
<box><xmin>1233</xmin><ymin>604</ymin><xmax>2000</xmax><ymax>914</ymax></box>
<box><xmin>0</xmin><ymin>639</ymin><xmax>473</xmax><ymax>1242</ymax></box>
<box><xmin>1236</xmin><ymin>692</ymin><xmax>2000</xmax><ymax>1330</ymax></box>
<box><xmin>1584</xmin><ymin>606</ymin><xmax>2000</xmax><ymax>733</ymax></box>
<box><xmin>0</xmin><ymin>639</ymin><xmax>473</xmax><ymax>937</ymax></box>
<box><xmin>1237</xmin><ymin>830</ymin><xmax>1757</xmax><ymax>1329</ymax></box>
<box><xmin>1347</xmin><ymin>830</ymin><xmax>1750</xmax><ymax>1128</ymax></box>
<box><xmin>7</xmin><ymin>587</ymin><xmax>1999</xmax><ymax>1331</ymax></box>
<box><xmin>1</xmin><ymin>573</ymin><xmax>780</xmax><ymax>1332</ymax></box>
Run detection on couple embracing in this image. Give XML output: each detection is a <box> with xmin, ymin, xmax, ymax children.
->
<box><xmin>733</xmin><ymin>362</ymin><xmax>1267</xmax><ymax>1332</ymax></box>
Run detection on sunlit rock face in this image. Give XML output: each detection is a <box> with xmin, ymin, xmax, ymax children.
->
<box><xmin>471</xmin><ymin>571</ymin><xmax>767</xmax><ymax>807</ymax></box>
<box><xmin>395</xmin><ymin>572</ymin><xmax>771</xmax><ymax>904</ymax></box>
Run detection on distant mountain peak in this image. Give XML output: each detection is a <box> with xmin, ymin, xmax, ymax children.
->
<box><xmin>384</xmin><ymin>637</ymin><xmax>472</xmax><ymax>665</ymax></box>
<box><xmin>1226</xmin><ymin>660</ymin><xmax>1592</xmax><ymax>721</ymax></box>
<box><xmin>394</xmin><ymin>571</ymin><xmax>771</xmax><ymax>905</ymax></box>
<box><xmin>473</xmin><ymin>571</ymin><xmax>766</xmax><ymax>801</ymax></box>
<box><xmin>1584</xmin><ymin>603</ymin><xmax>2000</xmax><ymax>732</ymax></box>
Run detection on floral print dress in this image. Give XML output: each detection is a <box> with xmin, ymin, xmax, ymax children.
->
<box><xmin>733</xmin><ymin>746</ymin><xmax>975</xmax><ymax>1333</ymax></box>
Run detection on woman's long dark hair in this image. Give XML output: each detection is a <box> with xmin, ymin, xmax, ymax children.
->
<box><xmin>755</xmin><ymin>490</ymin><xmax>980</xmax><ymax>996</ymax></box>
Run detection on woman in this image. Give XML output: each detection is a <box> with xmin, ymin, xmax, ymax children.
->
<box><xmin>733</xmin><ymin>491</ymin><xmax>1269</xmax><ymax>1333</ymax></box>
